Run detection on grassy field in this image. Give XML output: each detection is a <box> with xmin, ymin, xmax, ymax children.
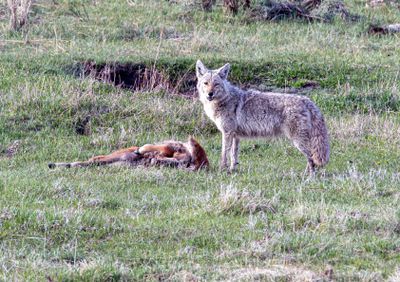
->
<box><xmin>1</xmin><ymin>0</ymin><xmax>400</xmax><ymax>280</ymax></box>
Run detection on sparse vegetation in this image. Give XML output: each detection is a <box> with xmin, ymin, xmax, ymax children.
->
<box><xmin>0</xmin><ymin>0</ymin><xmax>400</xmax><ymax>280</ymax></box>
<box><xmin>213</xmin><ymin>184</ymin><xmax>277</xmax><ymax>215</ymax></box>
<box><xmin>7</xmin><ymin>0</ymin><xmax>32</xmax><ymax>31</ymax></box>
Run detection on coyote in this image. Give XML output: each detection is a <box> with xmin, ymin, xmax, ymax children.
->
<box><xmin>196</xmin><ymin>60</ymin><xmax>329</xmax><ymax>175</ymax></box>
<box><xmin>48</xmin><ymin>136</ymin><xmax>209</xmax><ymax>171</ymax></box>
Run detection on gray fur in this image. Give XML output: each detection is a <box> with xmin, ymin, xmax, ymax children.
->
<box><xmin>196</xmin><ymin>60</ymin><xmax>330</xmax><ymax>174</ymax></box>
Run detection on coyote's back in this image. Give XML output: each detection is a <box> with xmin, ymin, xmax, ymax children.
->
<box><xmin>234</xmin><ymin>90</ymin><xmax>330</xmax><ymax>167</ymax></box>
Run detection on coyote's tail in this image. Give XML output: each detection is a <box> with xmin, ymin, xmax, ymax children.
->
<box><xmin>309</xmin><ymin>104</ymin><xmax>330</xmax><ymax>167</ymax></box>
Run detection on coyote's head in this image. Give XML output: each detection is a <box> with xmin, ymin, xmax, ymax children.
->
<box><xmin>196</xmin><ymin>60</ymin><xmax>230</xmax><ymax>103</ymax></box>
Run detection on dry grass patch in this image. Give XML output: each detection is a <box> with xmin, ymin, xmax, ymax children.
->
<box><xmin>286</xmin><ymin>203</ymin><xmax>329</xmax><ymax>232</ymax></box>
<box><xmin>166</xmin><ymin>270</ymin><xmax>199</xmax><ymax>281</ymax></box>
<box><xmin>7</xmin><ymin>0</ymin><xmax>32</xmax><ymax>31</ymax></box>
<box><xmin>388</xmin><ymin>268</ymin><xmax>400</xmax><ymax>282</ymax></box>
<box><xmin>223</xmin><ymin>265</ymin><xmax>321</xmax><ymax>281</ymax></box>
<box><xmin>213</xmin><ymin>183</ymin><xmax>277</xmax><ymax>215</ymax></box>
<box><xmin>328</xmin><ymin>114</ymin><xmax>400</xmax><ymax>145</ymax></box>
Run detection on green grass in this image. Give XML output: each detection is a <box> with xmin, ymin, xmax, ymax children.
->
<box><xmin>1</xmin><ymin>0</ymin><xmax>400</xmax><ymax>280</ymax></box>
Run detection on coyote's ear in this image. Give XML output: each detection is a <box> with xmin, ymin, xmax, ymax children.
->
<box><xmin>217</xmin><ymin>63</ymin><xmax>230</xmax><ymax>80</ymax></box>
<box><xmin>196</xmin><ymin>60</ymin><xmax>208</xmax><ymax>78</ymax></box>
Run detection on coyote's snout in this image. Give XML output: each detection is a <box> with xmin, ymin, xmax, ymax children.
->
<box><xmin>48</xmin><ymin>136</ymin><xmax>209</xmax><ymax>171</ymax></box>
<box><xmin>196</xmin><ymin>60</ymin><xmax>330</xmax><ymax>175</ymax></box>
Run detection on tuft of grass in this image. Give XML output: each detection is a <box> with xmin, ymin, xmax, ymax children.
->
<box><xmin>7</xmin><ymin>0</ymin><xmax>32</xmax><ymax>31</ymax></box>
<box><xmin>214</xmin><ymin>183</ymin><xmax>277</xmax><ymax>215</ymax></box>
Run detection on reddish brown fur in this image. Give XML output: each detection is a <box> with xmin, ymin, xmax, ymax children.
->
<box><xmin>48</xmin><ymin>137</ymin><xmax>209</xmax><ymax>171</ymax></box>
<box><xmin>138</xmin><ymin>144</ymin><xmax>176</xmax><ymax>157</ymax></box>
<box><xmin>189</xmin><ymin>137</ymin><xmax>210</xmax><ymax>170</ymax></box>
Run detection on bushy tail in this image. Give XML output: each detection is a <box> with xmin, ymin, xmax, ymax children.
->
<box><xmin>309</xmin><ymin>105</ymin><xmax>330</xmax><ymax>167</ymax></box>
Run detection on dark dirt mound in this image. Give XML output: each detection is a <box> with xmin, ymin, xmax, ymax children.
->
<box><xmin>72</xmin><ymin>61</ymin><xmax>198</xmax><ymax>97</ymax></box>
<box><xmin>250</xmin><ymin>0</ymin><xmax>360</xmax><ymax>22</ymax></box>
<box><xmin>368</xmin><ymin>23</ymin><xmax>400</xmax><ymax>35</ymax></box>
<box><xmin>81</xmin><ymin>61</ymin><xmax>169</xmax><ymax>91</ymax></box>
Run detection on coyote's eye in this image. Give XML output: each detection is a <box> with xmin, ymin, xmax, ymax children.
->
<box><xmin>204</xmin><ymin>81</ymin><xmax>209</xmax><ymax>86</ymax></box>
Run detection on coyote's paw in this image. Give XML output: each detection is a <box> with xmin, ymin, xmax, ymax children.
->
<box><xmin>229</xmin><ymin>168</ymin><xmax>238</xmax><ymax>174</ymax></box>
<box><xmin>229</xmin><ymin>162</ymin><xmax>239</xmax><ymax>173</ymax></box>
<box><xmin>219</xmin><ymin>164</ymin><xmax>229</xmax><ymax>171</ymax></box>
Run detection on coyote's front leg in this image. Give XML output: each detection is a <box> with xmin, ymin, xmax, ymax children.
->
<box><xmin>230</xmin><ymin>137</ymin><xmax>240</xmax><ymax>172</ymax></box>
<box><xmin>221</xmin><ymin>132</ymin><xmax>233</xmax><ymax>170</ymax></box>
